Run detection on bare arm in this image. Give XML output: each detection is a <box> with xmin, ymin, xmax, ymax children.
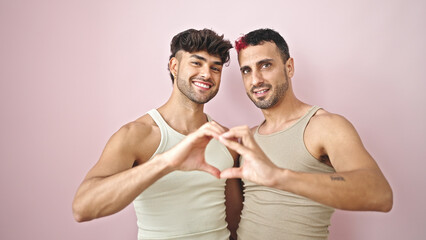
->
<box><xmin>219</xmin><ymin>115</ymin><xmax>393</xmax><ymax>212</ymax></box>
<box><xmin>72</xmin><ymin>121</ymin><xmax>226</xmax><ymax>222</ymax></box>
<box><xmin>72</xmin><ymin>122</ymin><xmax>169</xmax><ymax>222</ymax></box>
<box><xmin>281</xmin><ymin>113</ymin><xmax>393</xmax><ymax>211</ymax></box>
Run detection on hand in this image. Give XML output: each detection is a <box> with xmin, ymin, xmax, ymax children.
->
<box><xmin>161</xmin><ymin>121</ymin><xmax>227</xmax><ymax>178</ymax></box>
<box><xmin>218</xmin><ymin>125</ymin><xmax>280</xmax><ymax>187</ymax></box>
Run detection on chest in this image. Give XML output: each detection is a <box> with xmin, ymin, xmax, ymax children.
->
<box><xmin>254</xmin><ymin>130</ymin><xmax>334</xmax><ymax>173</ymax></box>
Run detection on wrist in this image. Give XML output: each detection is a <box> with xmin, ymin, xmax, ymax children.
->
<box><xmin>269</xmin><ymin>168</ymin><xmax>292</xmax><ymax>190</ymax></box>
<box><xmin>150</xmin><ymin>152</ymin><xmax>175</xmax><ymax>175</ymax></box>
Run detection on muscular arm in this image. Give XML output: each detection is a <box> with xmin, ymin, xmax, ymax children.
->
<box><xmin>72</xmin><ymin>122</ymin><xmax>170</xmax><ymax>222</ymax></box>
<box><xmin>73</xmin><ymin>120</ymin><xmax>226</xmax><ymax>222</ymax></box>
<box><xmin>219</xmin><ymin>114</ymin><xmax>393</xmax><ymax>212</ymax></box>
<box><xmin>277</xmin><ymin>113</ymin><xmax>392</xmax><ymax>211</ymax></box>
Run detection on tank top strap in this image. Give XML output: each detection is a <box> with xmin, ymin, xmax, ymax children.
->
<box><xmin>147</xmin><ymin>109</ymin><xmax>168</xmax><ymax>159</ymax></box>
<box><xmin>147</xmin><ymin>109</ymin><xmax>168</xmax><ymax>134</ymax></box>
<box><xmin>298</xmin><ymin>106</ymin><xmax>322</xmax><ymax>129</ymax></box>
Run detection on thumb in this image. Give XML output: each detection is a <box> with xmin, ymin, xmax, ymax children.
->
<box><xmin>199</xmin><ymin>163</ymin><xmax>221</xmax><ymax>179</ymax></box>
<box><xmin>220</xmin><ymin>167</ymin><xmax>242</xmax><ymax>179</ymax></box>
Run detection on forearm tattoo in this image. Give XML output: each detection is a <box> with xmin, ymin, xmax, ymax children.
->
<box><xmin>330</xmin><ymin>175</ymin><xmax>345</xmax><ymax>181</ymax></box>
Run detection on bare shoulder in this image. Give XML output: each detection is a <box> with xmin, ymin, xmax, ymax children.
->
<box><xmin>305</xmin><ymin>109</ymin><xmax>363</xmax><ymax>163</ymax></box>
<box><xmin>308</xmin><ymin>109</ymin><xmax>356</xmax><ymax>135</ymax></box>
<box><xmin>97</xmin><ymin>113</ymin><xmax>161</xmax><ymax>167</ymax></box>
<box><xmin>120</xmin><ymin>114</ymin><xmax>160</xmax><ymax>141</ymax></box>
<box><xmin>306</xmin><ymin>109</ymin><xmax>380</xmax><ymax>172</ymax></box>
<box><xmin>83</xmin><ymin>113</ymin><xmax>161</xmax><ymax>180</ymax></box>
<box><xmin>119</xmin><ymin>114</ymin><xmax>161</xmax><ymax>163</ymax></box>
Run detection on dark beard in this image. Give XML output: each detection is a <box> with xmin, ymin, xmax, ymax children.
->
<box><xmin>176</xmin><ymin>76</ymin><xmax>218</xmax><ymax>104</ymax></box>
<box><xmin>248</xmin><ymin>80</ymin><xmax>288</xmax><ymax>109</ymax></box>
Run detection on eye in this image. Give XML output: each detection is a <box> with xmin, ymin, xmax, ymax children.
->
<box><xmin>192</xmin><ymin>61</ymin><xmax>201</xmax><ymax>66</ymax></box>
<box><xmin>241</xmin><ymin>68</ymin><xmax>251</xmax><ymax>75</ymax></box>
<box><xmin>261</xmin><ymin>63</ymin><xmax>271</xmax><ymax>69</ymax></box>
<box><xmin>211</xmin><ymin>66</ymin><xmax>221</xmax><ymax>73</ymax></box>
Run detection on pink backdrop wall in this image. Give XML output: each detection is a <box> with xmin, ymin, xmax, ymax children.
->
<box><xmin>1</xmin><ymin>0</ymin><xmax>425</xmax><ymax>239</ymax></box>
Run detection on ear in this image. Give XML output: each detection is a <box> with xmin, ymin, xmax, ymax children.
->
<box><xmin>169</xmin><ymin>57</ymin><xmax>179</xmax><ymax>79</ymax></box>
<box><xmin>285</xmin><ymin>57</ymin><xmax>295</xmax><ymax>78</ymax></box>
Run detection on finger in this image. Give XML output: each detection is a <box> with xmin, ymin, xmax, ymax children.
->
<box><xmin>221</xmin><ymin>125</ymin><xmax>252</xmax><ymax>139</ymax></box>
<box><xmin>210</xmin><ymin>120</ymin><xmax>228</xmax><ymax>132</ymax></box>
<box><xmin>219</xmin><ymin>135</ymin><xmax>250</xmax><ymax>156</ymax></box>
<box><xmin>206</xmin><ymin>121</ymin><xmax>228</xmax><ymax>137</ymax></box>
<box><xmin>220</xmin><ymin>167</ymin><xmax>243</xmax><ymax>179</ymax></box>
<box><xmin>221</xmin><ymin>126</ymin><xmax>259</xmax><ymax>148</ymax></box>
<box><xmin>199</xmin><ymin>163</ymin><xmax>221</xmax><ymax>179</ymax></box>
<box><xmin>188</xmin><ymin>127</ymin><xmax>219</xmax><ymax>143</ymax></box>
<box><xmin>196</xmin><ymin>122</ymin><xmax>227</xmax><ymax>139</ymax></box>
<box><xmin>183</xmin><ymin>132</ymin><xmax>212</xmax><ymax>146</ymax></box>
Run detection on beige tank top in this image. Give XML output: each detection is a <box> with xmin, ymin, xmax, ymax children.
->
<box><xmin>237</xmin><ymin>106</ymin><xmax>336</xmax><ymax>240</ymax></box>
<box><xmin>133</xmin><ymin>109</ymin><xmax>234</xmax><ymax>240</ymax></box>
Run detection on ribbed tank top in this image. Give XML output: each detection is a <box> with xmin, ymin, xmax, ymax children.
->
<box><xmin>237</xmin><ymin>106</ymin><xmax>336</xmax><ymax>240</ymax></box>
<box><xmin>133</xmin><ymin>109</ymin><xmax>234</xmax><ymax>240</ymax></box>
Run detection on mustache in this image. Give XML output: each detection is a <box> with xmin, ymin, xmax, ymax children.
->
<box><xmin>191</xmin><ymin>76</ymin><xmax>213</xmax><ymax>84</ymax></box>
<box><xmin>251</xmin><ymin>83</ymin><xmax>272</xmax><ymax>93</ymax></box>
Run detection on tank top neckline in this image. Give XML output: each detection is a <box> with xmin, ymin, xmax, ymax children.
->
<box><xmin>152</xmin><ymin>109</ymin><xmax>211</xmax><ymax>137</ymax></box>
<box><xmin>255</xmin><ymin>106</ymin><xmax>319</xmax><ymax>137</ymax></box>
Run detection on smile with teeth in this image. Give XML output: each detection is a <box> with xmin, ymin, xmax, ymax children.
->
<box><xmin>254</xmin><ymin>88</ymin><xmax>269</xmax><ymax>96</ymax></box>
<box><xmin>193</xmin><ymin>81</ymin><xmax>211</xmax><ymax>89</ymax></box>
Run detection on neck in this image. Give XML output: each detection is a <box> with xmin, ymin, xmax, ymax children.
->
<box><xmin>258</xmin><ymin>91</ymin><xmax>311</xmax><ymax>134</ymax></box>
<box><xmin>157</xmin><ymin>88</ymin><xmax>208</xmax><ymax>135</ymax></box>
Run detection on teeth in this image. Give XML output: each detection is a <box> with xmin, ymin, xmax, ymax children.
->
<box><xmin>194</xmin><ymin>82</ymin><xmax>210</xmax><ymax>88</ymax></box>
<box><xmin>256</xmin><ymin>89</ymin><xmax>267</xmax><ymax>94</ymax></box>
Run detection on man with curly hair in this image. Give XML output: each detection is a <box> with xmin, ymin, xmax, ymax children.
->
<box><xmin>73</xmin><ymin>29</ymin><xmax>241</xmax><ymax>240</ymax></box>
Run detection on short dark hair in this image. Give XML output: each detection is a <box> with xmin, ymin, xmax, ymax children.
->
<box><xmin>235</xmin><ymin>28</ymin><xmax>290</xmax><ymax>63</ymax></box>
<box><xmin>168</xmin><ymin>28</ymin><xmax>233</xmax><ymax>82</ymax></box>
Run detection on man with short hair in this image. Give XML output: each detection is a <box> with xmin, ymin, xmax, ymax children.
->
<box><xmin>219</xmin><ymin>28</ymin><xmax>393</xmax><ymax>239</ymax></box>
<box><xmin>72</xmin><ymin>28</ymin><xmax>241</xmax><ymax>240</ymax></box>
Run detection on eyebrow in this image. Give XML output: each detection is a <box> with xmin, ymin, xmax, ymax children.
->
<box><xmin>240</xmin><ymin>66</ymin><xmax>249</xmax><ymax>71</ymax></box>
<box><xmin>257</xmin><ymin>58</ymin><xmax>273</xmax><ymax>66</ymax></box>
<box><xmin>190</xmin><ymin>54</ymin><xmax>223</xmax><ymax>66</ymax></box>
<box><xmin>240</xmin><ymin>58</ymin><xmax>273</xmax><ymax>71</ymax></box>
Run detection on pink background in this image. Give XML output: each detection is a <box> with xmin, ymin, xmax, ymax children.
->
<box><xmin>1</xmin><ymin>0</ymin><xmax>425</xmax><ymax>239</ymax></box>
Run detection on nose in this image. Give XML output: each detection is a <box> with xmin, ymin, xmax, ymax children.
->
<box><xmin>200</xmin><ymin>65</ymin><xmax>211</xmax><ymax>80</ymax></box>
<box><xmin>251</xmin><ymin>69</ymin><xmax>263</xmax><ymax>87</ymax></box>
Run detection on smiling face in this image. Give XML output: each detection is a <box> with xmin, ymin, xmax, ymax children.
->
<box><xmin>238</xmin><ymin>41</ymin><xmax>292</xmax><ymax>109</ymax></box>
<box><xmin>171</xmin><ymin>50</ymin><xmax>223</xmax><ymax>104</ymax></box>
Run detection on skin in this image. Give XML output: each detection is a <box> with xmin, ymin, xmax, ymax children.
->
<box><xmin>219</xmin><ymin>41</ymin><xmax>393</xmax><ymax>212</ymax></box>
<box><xmin>72</xmin><ymin>50</ymin><xmax>242</xmax><ymax>238</ymax></box>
